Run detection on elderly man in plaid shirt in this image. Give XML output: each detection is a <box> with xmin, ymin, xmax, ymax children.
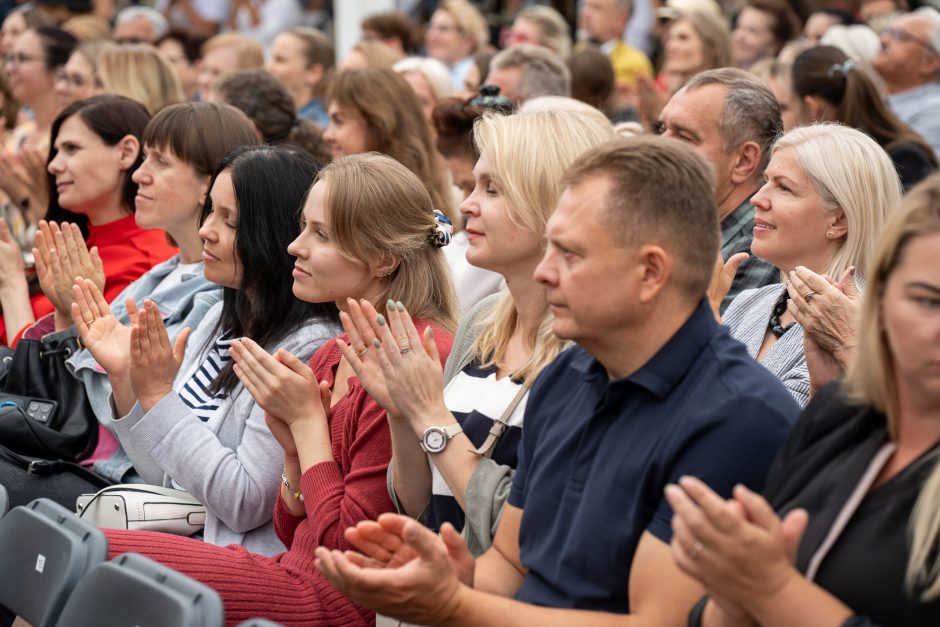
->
<box><xmin>658</xmin><ymin>68</ymin><xmax>781</xmax><ymax>313</ymax></box>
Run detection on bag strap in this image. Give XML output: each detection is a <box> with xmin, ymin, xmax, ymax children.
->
<box><xmin>472</xmin><ymin>381</ymin><xmax>531</xmax><ymax>459</ymax></box>
<box><xmin>0</xmin><ymin>443</ymin><xmax>113</xmax><ymax>489</ymax></box>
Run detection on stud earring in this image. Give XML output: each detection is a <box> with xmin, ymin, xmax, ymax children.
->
<box><xmin>383</xmin><ymin>271</ymin><xmax>392</xmax><ymax>277</ymax></box>
<box><xmin>826</xmin><ymin>231</ymin><xmax>835</xmax><ymax>239</ymax></box>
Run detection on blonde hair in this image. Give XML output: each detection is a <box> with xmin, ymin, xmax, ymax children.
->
<box><xmin>61</xmin><ymin>15</ymin><xmax>112</xmax><ymax>42</ymax></box>
<box><xmin>439</xmin><ymin>0</ymin><xmax>489</xmax><ymax>52</ymax></box>
<box><xmin>674</xmin><ymin>10</ymin><xmax>733</xmax><ymax>71</ymax></box>
<box><xmin>469</xmin><ymin>111</ymin><xmax>616</xmax><ymax>383</ymax></box>
<box><xmin>98</xmin><ymin>44</ymin><xmax>184</xmax><ymax>114</ymax></box>
<box><xmin>772</xmin><ymin>124</ymin><xmax>900</xmax><ymax>281</ymax></box>
<box><xmin>201</xmin><ymin>32</ymin><xmax>263</xmax><ymax>69</ymax></box>
<box><xmin>394</xmin><ymin>56</ymin><xmax>454</xmax><ymax>100</ymax></box>
<box><xmin>318</xmin><ymin>153</ymin><xmax>458</xmax><ymax>332</ymax></box>
<box><xmin>348</xmin><ymin>40</ymin><xmax>401</xmax><ymax>70</ymax></box>
<box><xmin>843</xmin><ymin>175</ymin><xmax>940</xmax><ymax>601</ymax></box>
<box><xmin>516</xmin><ymin>5</ymin><xmax>572</xmax><ymax>58</ymax></box>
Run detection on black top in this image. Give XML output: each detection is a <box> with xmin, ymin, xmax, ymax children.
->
<box><xmin>887</xmin><ymin>141</ymin><xmax>937</xmax><ymax>191</ymax></box>
<box><xmin>763</xmin><ymin>383</ymin><xmax>940</xmax><ymax>626</ymax></box>
<box><xmin>508</xmin><ymin>300</ymin><xmax>799</xmax><ymax>613</ymax></box>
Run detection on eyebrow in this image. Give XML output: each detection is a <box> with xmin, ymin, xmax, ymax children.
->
<box><xmin>905</xmin><ymin>281</ymin><xmax>940</xmax><ymax>294</ymax></box>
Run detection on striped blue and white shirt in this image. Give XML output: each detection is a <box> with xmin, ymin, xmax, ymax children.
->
<box><xmin>178</xmin><ymin>334</ymin><xmax>234</xmax><ymax>422</ymax></box>
<box><xmin>424</xmin><ymin>360</ymin><xmax>528</xmax><ymax>533</ymax></box>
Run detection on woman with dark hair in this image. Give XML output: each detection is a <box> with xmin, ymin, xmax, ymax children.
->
<box><xmin>0</xmin><ymin>26</ymin><xmax>77</xmax><ymax>250</ymax></box>
<box><xmin>210</xmin><ymin>69</ymin><xmax>331</xmax><ymax>164</ymax></box>
<box><xmin>732</xmin><ymin>0</ymin><xmax>801</xmax><ymax>70</ymax></box>
<box><xmin>792</xmin><ymin>45</ymin><xmax>937</xmax><ymax>190</ymax></box>
<box><xmin>99</xmin><ymin>152</ymin><xmax>457</xmax><ymax>626</ymax></box>
<box><xmin>0</xmin><ymin>102</ymin><xmax>260</xmax><ymax>511</ymax></box>
<box><xmin>324</xmin><ymin>68</ymin><xmax>456</xmax><ymax>224</ymax></box>
<box><xmin>73</xmin><ymin>145</ymin><xmax>341</xmax><ymax>555</ymax></box>
<box><xmin>0</xmin><ymin>95</ymin><xmax>177</xmax><ymax>346</ymax></box>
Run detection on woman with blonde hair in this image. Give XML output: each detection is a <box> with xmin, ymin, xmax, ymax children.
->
<box><xmin>195</xmin><ymin>32</ymin><xmax>263</xmax><ymax>102</ymax></box>
<box><xmin>342</xmin><ymin>110</ymin><xmax>617</xmax><ymax>555</ymax></box>
<box><xmin>669</xmin><ymin>174</ymin><xmax>940</xmax><ymax>626</ymax></box>
<box><xmin>98</xmin><ymin>44</ymin><xmax>184</xmax><ymax>114</ymax></box>
<box><xmin>55</xmin><ymin>40</ymin><xmax>110</xmax><ymax>110</ymax></box>
<box><xmin>425</xmin><ymin>0</ymin><xmax>489</xmax><ymax>91</ymax></box>
<box><xmin>100</xmin><ymin>152</ymin><xmax>457</xmax><ymax>626</ymax></box>
<box><xmin>719</xmin><ymin>123</ymin><xmax>901</xmax><ymax>407</ymax></box>
<box><xmin>393</xmin><ymin>56</ymin><xmax>454</xmax><ymax>126</ymax></box>
<box><xmin>660</xmin><ymin>11</ymin><xmax>733</xmax><ymax>94</ymax></box>
<box><xmin>324</xmin><ymin>67</ymin><xmax>456</xmax><ymax>224</ymax></box>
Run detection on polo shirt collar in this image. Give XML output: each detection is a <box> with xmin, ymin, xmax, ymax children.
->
<box><xmin>572</xmin><ymin>300</ymin><xmax>719</xmax><ymax>398</ymax></box>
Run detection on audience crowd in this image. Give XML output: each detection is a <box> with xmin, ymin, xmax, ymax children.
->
<box><xmin>0</xmin><ymin>0</ymin><xmax>939</xmax><ymax>625</ymax></box>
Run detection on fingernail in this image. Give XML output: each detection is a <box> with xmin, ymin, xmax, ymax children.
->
<box><xmin>376</xmin><ymin>314</ymin><xmax>385</xmax><ymax>326</ymax></box>
<box><xmin>428</xmin><ymin>326</ymin><xmax>434</xmax><ymax>339</ymax></box>
<box><xmin>849</xmin><ymin>266</ymin><xmax>856</xmax><ymax>276</ymax></box>
<box><xmin>373</xmin><ymin>338</ymin><xmax>381</xmax><ymax>348</ymax></box>
<box><xmin>396</xmin><ymin>301</ymin><xmax>405</xmax><ymax>311</ymax></box>
<box><xmin>386</xmin><ymin>299</ymin><xmax>395</xmax><ymax>310</ymax></box>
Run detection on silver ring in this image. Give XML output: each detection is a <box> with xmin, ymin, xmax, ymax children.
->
<box><xmin>689</xmin><ymin>541</ymin><xmax>704</xmax><ymax>560</ymax></box>
<box><xmin>399</xmin><ymin>347</ymin><xmax>412</xmax><ymax>356</ymax></box>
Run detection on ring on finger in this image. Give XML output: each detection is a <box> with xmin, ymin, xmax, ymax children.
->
<box><xmin>802</xmin><ymin>291</ymin><xmax>815</xmax><ymax>300</ymax></box>
<box><xmin>356</xmin><ymin>345</ymin><xmax>370</xmax><ymax>359</ymax></box>
<box><xmin>399</xmin><ymin>347</ymin><xmax>412</xmax><ymax>356</ymax></box>
<box><xmin>689</xmin><ymin>541</ymin><xmax>704</xmax><ymax>560</ymax></box>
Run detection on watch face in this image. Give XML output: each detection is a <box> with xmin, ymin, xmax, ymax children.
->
<box><xmin>424</xmin><ymin>429</ymin><xmax>446</xmax><ymax>453</ymax></box>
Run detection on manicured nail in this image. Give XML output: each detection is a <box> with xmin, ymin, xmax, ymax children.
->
<box><xmin>373</xmin><ymin>338</ymin><xmax>381</xmax><ymax>348</ymax></box>
<box><xmin>376</xmin><ymin>314</ymin><xmax>386</xmax><ymax>326</ymax></box>
<box><xmin>428</xmin><ymin>326</ymin><xmax>434</xmax><ymax>339</ymax></box>
<box><xmin>396</xmin><ymin>301</ymin><xmax>405</xmax><ymax>311</ymax></box>
<box><xmin>849</xmin><ymin>266</ymin><xmax>856</xmax><ymax>276</ymax></box>
<box><xmin>387</xmin><ymin>299</ymin><xmax>395</xmax><ymax>310</ymax></box>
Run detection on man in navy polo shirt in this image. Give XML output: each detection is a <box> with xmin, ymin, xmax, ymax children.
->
<box><xmin>316</xmin><ymin>136</ymin><xmax>800</xmax><ymax>625</ymax></box>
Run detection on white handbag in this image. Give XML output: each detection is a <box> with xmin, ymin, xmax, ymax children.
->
<box><xmin>76</xmin><ymin>484</ymin><xmax>206</xmax><ymax>536</ymax></box>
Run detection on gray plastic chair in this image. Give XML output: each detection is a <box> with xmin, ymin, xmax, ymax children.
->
<box><xmin>0</xmin><ymin>498</ymin><xmax>107</xmax><ymax>627</ymax></box>
<box><xmin>0</xmin><ymin>483</ymin><xmax>8</xmax><ymax>516</ymax></box>
<box><xmin>55</xmin><ymin>552</ymin><xmax>224</xmax><ymax>627</ymax></box>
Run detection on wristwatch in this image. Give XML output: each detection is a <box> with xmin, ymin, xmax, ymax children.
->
<box><xmin>420</xmin><ymin>423</ymin><xmax>463</xmax><ymax>454</ymax></box>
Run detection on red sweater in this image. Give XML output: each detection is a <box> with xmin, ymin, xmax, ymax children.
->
<box><xmin>105</xmin><ymin>319</ymin><xmax>454</xmax><ymax>626</ymax></box>
<box><xmin>1</xmin><ymin>214</ymin><xmax>177</xmax><ymax>345</ymax></box>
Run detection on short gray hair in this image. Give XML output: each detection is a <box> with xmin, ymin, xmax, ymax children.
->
<box><xmin>115</xmin><ymin>7</ymin><xmax>169</xmax><ymax>40</ymax></box>
<box><xmin>681</xmin><ymin>67</ymin><xmax>782</xmax><ymax>173</ymax></box>
<box><xmin>516</xmin><ymin>5</ymin><xmax>573</xmax><ymax>58</ymax></box>
<box><xmin>490</xmin><ymin>43</ymin><xmax>571</xmax><ymax>101</ymax></box>
<box><xmin>913</xmin><ymin>7</ymin><xmax>940</xmax><ymax>53</ymax></box>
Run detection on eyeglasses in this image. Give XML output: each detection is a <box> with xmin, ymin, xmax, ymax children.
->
<box><xmin>4</xmin><ymin>52</ymin><xmax>44</xmax><ymax>66</ymax></box>
<box><xmin>881</xmin><ymin>27</ymin><xmax>939</xmax><ymax>55</ymax></box>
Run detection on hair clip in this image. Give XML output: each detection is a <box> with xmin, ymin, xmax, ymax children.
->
<box><xmin>827</xmin><ymin>60</ymin><xmax>856</xmax><ymax>78</ymax></box>
<box><xmin>432</xmin><ymin>209</ymin><xmax>453</xmax><ymax>247</ymax></box>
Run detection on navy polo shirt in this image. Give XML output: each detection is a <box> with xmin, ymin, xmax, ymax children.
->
<box><xmin>508</xmin><ymin>300</ymin><xmax>799</xmax><ymax>613</ymax></box>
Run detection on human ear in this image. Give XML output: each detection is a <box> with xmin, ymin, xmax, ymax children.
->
<box><xmin>826</xmin><ymin>207</ymin><xmax>848</xmax><ymax>240</ymax></box>
<box><xmin>637</xmin><ymin>244</ymin><xmax>672</xmax><ymax>304</ymax></box>
<box><xmin>730</xmin><ymin>140</ymin><xmax>762</xmax><ymax>185</ymax></box>
<box><xmin>304</xmin><ymin>63</ymin><xmax>325</xmax><ymax>89</ymax></box>
<box><xmin>372</xmin><ymin>253</ymin><xmax>400</xmax><ymax>279</ymax></box>
<box><xmin>117</xmin><ymin>135</ymin><xmax>141</xmax><ymax>170</ymax></box>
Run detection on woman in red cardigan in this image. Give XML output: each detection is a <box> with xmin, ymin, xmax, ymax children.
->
<box><xmin>0</xmin><ymin>95</ymin><xmax>177</xmax><ymax>345</ymax></box>
<box><xmin>105</xmin><ymin>153</ymin><xmax>458</xmax><ymax>626</ymax></box>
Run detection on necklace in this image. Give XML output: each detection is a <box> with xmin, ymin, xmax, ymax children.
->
<box><xmin>768</xmin><ymin>291</ymin><xmax>794</xmax><ymax>338</ymax></box>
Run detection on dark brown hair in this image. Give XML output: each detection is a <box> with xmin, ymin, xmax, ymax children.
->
<box><xmin>361</xmin><ymin>11</ymin><xmax>417</xmax><ymax>53</ymax></box>
<box><xmin>792</xmin><ymin>45</ymin><xmax>937</xmax><ymax>167</ymax></box>
<box><xmin>743</xmin><ymin>0</ymin><xmax>801</xmax><ymax>54</ymax></box>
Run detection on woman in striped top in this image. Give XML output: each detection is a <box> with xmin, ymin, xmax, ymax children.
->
<box><xmin>342</xmin><ymin>110</ymin><xmax>617</xmax><ymax>555</ymax></box>
<box><xmin>102</xmin><ymin>153</ymin><xmax>458</xmax><ymax>626</ymax></box>
<box><xmin>74</xmin><ymin>145</ymin><xmax>341</xmax><ymax>555</ymax></box>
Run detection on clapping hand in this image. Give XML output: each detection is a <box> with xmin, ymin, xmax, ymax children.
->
<box><xmin>335</xmin><ymin>298</ymin><xmax>401</xmax><ymax>418</ymax></box>
<box><xmin>708</xmin><ymin>252</ymin><xmax>749</xmax><ymax>319</ymax></box>
<box><xmin>0</xmin><ymin>217</ymin><xmax>25</xmax><ymax>291</ymax></box>
<box><xmin>34</xmin><ymin>221</ymin><xmax>104</xmax><ymax>320</ymax></box>
<box><xmin>128</xmin><ymin>299</ymin><xmax>190</xmax><ymax>412</ymax></box>
<box><xmin>71</xmin><ymin>278</ymin><xmax>138</xmax><ymax>375</ymax></box>
<box><xmin>315</xmin><ymin>513</ymin><xmax>471</xmax><ymax>624</ymax></box>
<box><xmin>665</xmin><ymin>476</ymin><xmax>808</xmax><ymax>614</ymax></box>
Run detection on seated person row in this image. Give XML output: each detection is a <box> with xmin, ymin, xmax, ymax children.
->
<box><xmin>102</xmin><ymin>152</ymin><xmax>457</xmax><ymax>626</ymax></box>
<box><xmin>318</xmin><ymin>135</ymin><xmax>799</xmax><ymax>625</ymax></box>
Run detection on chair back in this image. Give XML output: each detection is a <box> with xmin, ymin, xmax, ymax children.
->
<box><xmin>55</xmin><ymin>552</ymin><xmax>224</xmax><ymax>627</ymax></box>
<box><xmin>0</xmin><ymin>498</ymin><xmax>107</xmax><ymax>627</ymax></box>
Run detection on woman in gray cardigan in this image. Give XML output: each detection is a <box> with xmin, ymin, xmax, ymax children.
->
<box><xmin>341</xmin><ymin>111</ymin><xmax>615</xmax><ymax>556</ymax></box>
<box><xmin>73</xmin><ymin>146</ymin><xmax>340</xmax><ymax>555</ymax></box>
<box><xmin>720</xmin><ymin>124</ymin><xmax>899</xmax><ymax>407</ymax></box>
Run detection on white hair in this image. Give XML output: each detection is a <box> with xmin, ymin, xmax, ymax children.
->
<box><xmin>519</xmin><ymin>96</ymin><xmax>612</xmax><ymax>129</ymax></box>
<box><xmin>393</xmin><ymin>56</ymin><xmax>455</xmax><ymax>100</ymax></box>
<box><xmin>914</xmin><ymin>6</ymin><xmax>940</xmax><ymax>52</ymax></box>
<box><xmin>114</xmin><ymin>6</ymin><xmax>169</xmax><ymax>40</ymax></box>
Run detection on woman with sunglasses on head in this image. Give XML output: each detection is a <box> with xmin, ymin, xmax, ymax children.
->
<box><xmin>101</xmin><ymin>152</ymin><xmax>457</xmax><ymax>626</ymax></box>
<box><xmin>74</xmin><ymin>144</ymin><xmax>341</xmax><ymax>554</ymax></box>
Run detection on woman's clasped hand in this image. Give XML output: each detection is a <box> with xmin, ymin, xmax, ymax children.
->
<box><xmin>338</xmin><ymin>297</ymin><xmax>448</xmax><ymax>428</ymax></box>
